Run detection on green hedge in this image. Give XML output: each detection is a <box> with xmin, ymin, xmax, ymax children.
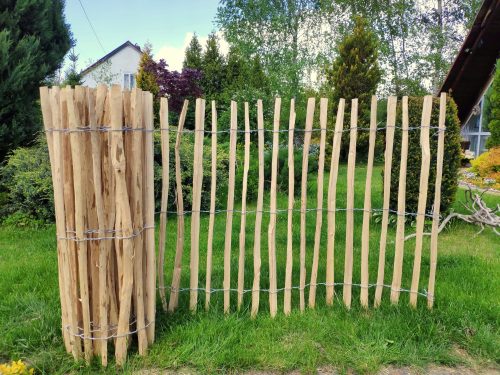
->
<box><xmin>388</xmin><ymin>96</ymin><xmax>461</xmax><ymax>215</ymax></box>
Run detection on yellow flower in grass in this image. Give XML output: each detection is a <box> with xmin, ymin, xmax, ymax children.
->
<box><xmin>0</xmin><ymin>360</ymin><xmax>34</xmax><ymax>375</ymax></box>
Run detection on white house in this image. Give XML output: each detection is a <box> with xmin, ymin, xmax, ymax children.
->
<box><xmin>81</xmin><ymin>41</ymin><xmax>142</xmax><ymax>89</ymax></box>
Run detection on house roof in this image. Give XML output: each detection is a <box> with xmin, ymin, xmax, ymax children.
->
<box><xmin>439</xmin><ymin>0</ymin><xmax>500</xmax><ymax>123</ymax></box>
<box><xmin>80</xmin><ymin>41</ymin><xmax>142</xmax><ymax>76</ymax></box>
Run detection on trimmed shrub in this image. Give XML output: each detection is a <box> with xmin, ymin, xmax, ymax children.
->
<box><xmin>469</xmin><ymin>147</ymin><xmax>500</xmax><ymax>190</ymax></box>
<box><xmin>388</xmin><ymin>96</ymin><xmax>461</xmax><ymax>215</ymax></box>
<box><xmin>0</xmin><ymin>139</ymin><xmax>54</xmax><ymax>222</ymax></box>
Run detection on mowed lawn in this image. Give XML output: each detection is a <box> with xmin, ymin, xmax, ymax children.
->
<box><xmin>0</xmin><ymin>164</ymin><xmax>498</xmax><ymax>374</ymax></box>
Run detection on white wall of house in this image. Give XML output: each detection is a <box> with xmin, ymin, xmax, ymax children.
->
<box><xmin>81</xmin><ymin>45</ymin><xmax>141</xmax><ymax>89</ymax></box>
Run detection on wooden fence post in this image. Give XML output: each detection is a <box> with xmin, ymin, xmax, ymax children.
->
<box><xmin>159</xmin><ymin>97</ymin><xmax>169</xmax><ymax>312</ymax></box>
<box><xmin>374</xmin><ymin>96</ymin><xmax>397</xmax><ymax>307</ymax></box>
<box><xmin>326</xmin><ymin>99</ymin><xmax>345</xmax><ymax>305</ymax></box>
<box><xmin>389</xmin><ymin>96</ymin><xmax>409</xmax><ymax>305</ymax></box>
<box><xmin>251</xmin><ymin>100</ymin><xmax>265</xmax><ymax>318</ymax></box>
<box><xmin>428</xmin><ymin>93</ymin><xmax>447</xmax><ymax>309</ymax></box>
<box><xmin>224</xmin><ymin>101</ymin><xmax>238</xmax><ymax>313</ymax></box>
<box><xmin>169</xmin><ymin>100</ymin><xmax>189</xmax><ymax>312</ymax></box>
<box><xmin>309</xmin><ymin>97</ymin><xmax>327</xmax><ymax>308</ymax></box>
<box><xmin>238</xmin><ymin>102</ymin><xmax>251</xmax><ymax>309</ymax></box>
<box><xmin>360</xmin><ymin>96</ymin><xmax>378</xmax><ymax>308</ymax></box>
<box><xmin>206</xmin><ymin>101</ymin><xmax>218</xmax><ymax>310</ymax></box>
<box><xmin>300</xmin><ymin>98</ymin><xmax>315</xmax><ymax>311</ymax></box>
<box><xmin>190</xmin><ymin>98</ymin><xmax>205</xmax><ymax>311</ymax></box>
<box><xmin>268</xmin><ymin>98</ymin><xmax>281</xmax><ymax>317</ymax></box>
<box><xmin>409</xmin><ymin>95</ymin><xmax>433</xmax><ymax>307</ymax></box>
<box><xmin>343</xmin><ymin>98</ymin><xmax>358</xmax><ymax>309</ymax></box>
<box><xmin>284</xmin><ymin>99</ymin><xmax>296</xmax><ymax>315</ymax></box>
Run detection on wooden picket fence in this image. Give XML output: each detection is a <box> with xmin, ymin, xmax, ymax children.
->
<box><xmin>40</xmin><ymin>83</ymin><xmax>447</xmax><ymax>366</ymax></box>
<box><xmin>158</xmin><ymin>93</ymin><xmax>447</xmax><ymax>316</ymax></box>
<box><xmin>40</xmin><ymin>85</ymin><xmax>156</xmax><ymax>366</ymax></box>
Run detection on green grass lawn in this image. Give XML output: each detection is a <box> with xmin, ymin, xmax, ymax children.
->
<box><xmin>0</xmin><ymin>165</ymin><xmax>498</xmax><ymax>374</ymax></box>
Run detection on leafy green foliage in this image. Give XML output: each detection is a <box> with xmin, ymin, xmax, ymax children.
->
<box><xmin>0</xmin><ymin>0</ymin><xmax>71</xmax><ymax>160</ymax></box>
<box><xmin>323</xmin><ymin>16</ymin><xmax>382</xmax><ymax>160</ymax></box>
<box><xmin>388</xmin><ymin>96</ymin><xmax>461</xmax><ymax>215</ymax></box>
<box><xmin>0</xmin><ymin>138</ymin><xmax>53</xmax><ymax>223</ymax></box>
<box><xmin>486</xmin><ymin>60</ymin><xmax>500</xmax><ymax>148</ymax></box>
<box><xmin>216</xmin><ymin>0</ymin><xmax>334</xmax><ymax>98</ymax></box>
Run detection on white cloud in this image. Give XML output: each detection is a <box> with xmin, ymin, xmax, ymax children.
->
<box><xmin>155</xmin><ymin>31</ymin><xmax>229</xmax><ymax>72</ymax></box>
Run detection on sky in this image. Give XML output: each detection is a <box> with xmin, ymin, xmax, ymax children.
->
<box><xmin>64</xmin><ymin>0</ymin><xmax>228</xmax><ymax>72</ymax></box>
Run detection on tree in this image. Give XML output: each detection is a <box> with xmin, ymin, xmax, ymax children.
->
<box><xmin>486</xmin><ymin>60</ymin><xmax>500</xmax><ymax>148</ymax></box>
<box><xmin>0</xmin><ymin>0</ymin><xmax>71</xmax><ymax>160</ymax></box>
<box><xmin>63</xmin><ymin>47</ymin><xmax>82</xmax><ymax>86</ymax></box>
<box><xmin>137</xmin><ymin>45</ymin><xmax>203</xmax><ymax>125</ymax></box>
<box><xmin>216</xmin><ymin>0</ymin><xmax>336</xmax><ymax>98</ymax></box>
<box><xmin>87</xmin><ymin>60</ymin><xmax>119</xmax><ymax>86</ymax></box>
<box><xmin>136</xmin><ymin>43</ymin><xmax>160</xmax><ymax>97</ymax></box>
<box><xmin>333</xmin><ymin>0</ymin><xmax>481</xmax><ymax>94</ymax></box>
<box><xmin>201</xmin><ymin>33</ymin><xmax>226</xmax><ymax>98</ymax></box>
<box><xmin>323</xmin><ymin>16</ymin><xmax>382</xmax><ymax>159</ymax></box>
<box><xmin>183</xmin><ymin>34</ymin><xmax>203</xmax><ymax>70</ymax></box>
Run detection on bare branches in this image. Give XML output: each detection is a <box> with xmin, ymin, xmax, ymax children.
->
<box><xmin>405</xmin><ymin>191</ymin><xmax>500</xmax><ymax>241</ymax></box>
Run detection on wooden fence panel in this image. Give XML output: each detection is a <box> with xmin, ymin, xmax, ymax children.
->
<box><xmin>42</xmin><ymin>89</ymin><xmax>450</xmax><ymax>366</ymax></box>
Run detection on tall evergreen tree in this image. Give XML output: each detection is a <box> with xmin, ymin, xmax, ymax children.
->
<box><xmin>183</xmin><ymin>34</ymin><xmax>203</xmax><ymax>70</ymax></box>
<box><xmin>136</xmin><ymin>43</ymin><xmax>160</xmax><ymax>123</ymax></box>
<box><xmin>201</xmin><ymin>33</ymin><xmax>226</xmax><ymax>98</ymax></box>
<box><xmin>324</xmin><ymin>16</ymin><xmax>382</xmax><ymax>159</ymax></box>
<box><xmin>137</xmin><ymin>43</ymin><xmax>160</xmax><ymax>97</ymax></box>
<box><xmin>63</xmin><ymin>47</ymin><xmax>82</xmax><ymax>86</ymax></box>
<box><xmin>224</xmin><ymin>46</ymin><xmax>247</xmax><ymax>91</ymax></box>
<box><xmin>487</xmin><ymin>60</ymin><xmax>500</xmax><ymax>149</ymax></box>
<box><xmin>0</xmin><ymin>0</ymin><xmax>71</xmax><ymax>160</ymax></box>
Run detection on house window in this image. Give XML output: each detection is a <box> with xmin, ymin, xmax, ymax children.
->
<box><xmin>461</xmin><ymin>98</ymin><xmax>491</xmax><ymax>157</ymax></box>
<box><xmin>123</xmin><ymin>73</ymin><xmax>135</xmax><ymax>90</ymax></box>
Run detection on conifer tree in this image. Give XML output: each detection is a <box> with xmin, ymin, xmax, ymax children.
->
<box><xmin>136</xmin><ymin>43</ymin><xmax>160</xmax><ymax>123</ymax></box>
<box><xmin>136</xmin><ymin>43</ymin><xmax>160</xmax><ymax>97</ymax></box>
<box><xmin>323</xmin><ymin>16</ymin><xmax>382</xmax><ymax>159</ymax></box>
<box><xmin>486</xmin><ymin>60</ymin><xmax>500</xmax><ymax>148</ymax></box>
<box><xmin>63</xmin><ymin>47</ymin><xmax>83</xmax><ymax>86</ymax></box>
<box><xmin>0</xmin><ymin>0</ymin><xmax>71</xmax><ymax>160</ymax></box>
<box><xmin>183</xmin><ymin>34</ymin><xmax>203</xmax><ymax>70</ymax></box>
<box><xmin>201</xmin><ymin>33</ymin><xmax>226</xmax><ymax>98</ymax></box>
